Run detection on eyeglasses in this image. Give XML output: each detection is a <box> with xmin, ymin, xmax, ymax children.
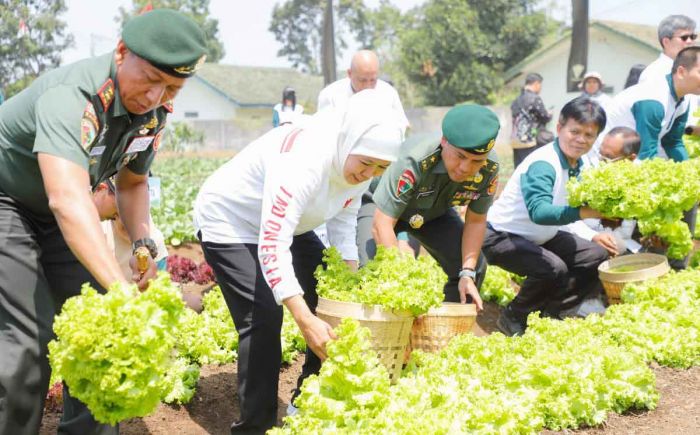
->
<box><xmin>597</xmin><ymin>151</ymin><xmax>625</xmax><ymax>163</ymax></box>
<box><xmin>676</xmin><ymin>33</ymin><xmax>698</xmax><ymax>42</ymax></box>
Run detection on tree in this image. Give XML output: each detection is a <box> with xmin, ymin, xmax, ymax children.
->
<box><xmin>397</xmin><ymin>0</ymin><xmax>551</xmax><ymax>105</ymax></box>
<box><xmin>0</xmin><ymin>0</ymin><xmax>74</xmax><ymax>97</ymax></box>
<box><xmin>117</xmin><ymin>0</ymin><xmax>224</xmax><ymax>63</ymax></box>
<box><xmin>161</xmin><ymin>121</ymin><xmax>205</xmax><ymax>153</ymax></box>
<box><xmin>269</xmin><ymin>0</ymin><xmax>368</xmax><ymax>74</ymax></box>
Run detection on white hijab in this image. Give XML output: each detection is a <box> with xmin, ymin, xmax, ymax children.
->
<box><xmin>330</xmin><ymin>89</ymin><xmax>404</xmax><ymax>184</ymax></box>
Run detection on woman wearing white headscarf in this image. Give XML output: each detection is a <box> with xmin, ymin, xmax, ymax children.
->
<box><xmin>193</xmin><ymin>89</ymin><xmax>404</xmax><ymax>433</ymax></box>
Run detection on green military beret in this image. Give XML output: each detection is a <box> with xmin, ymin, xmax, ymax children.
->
<box><xmin>122</xmin><ymin>9</ymin><xmax>207</xmax><ymax>78</ymax></box>
<box><xmin>442</xmin><ymin>104</ymin><xmax>500</xmax><ymax>154</ymax></box>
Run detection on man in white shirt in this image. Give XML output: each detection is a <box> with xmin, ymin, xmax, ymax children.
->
<box><xmin>639</xmin><ymin>15</ymin><xmax>696</xmax><ymax>83</ymax></box>
<box><xmin>574</xmin><ymin>127</ymin><xmax>642</xmax><ymax>256</ymax></box>
<box><xmin>317</xmin><ymin>50</ymin><xmax>409</xmax><ymax>131</ymax></box>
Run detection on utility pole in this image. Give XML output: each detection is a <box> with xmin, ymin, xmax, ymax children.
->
<box><xmin>321</xmin><ymin>0</ymin><xmax>336</xmax><ymax>85</ymax></box>
<box><xmin>567</xmin><ymin>0</ymin><xmax>589</xmax><ymax>92</ymax></box>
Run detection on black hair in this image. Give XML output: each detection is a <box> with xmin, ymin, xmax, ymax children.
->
<box><xmin>623</xmin><ymin>64</ymin><xmax>646</xmax><ymax>89</ymax></box>
<box><xmin>672</xmin><ymin>46</ymin><xmax>700</xmax><ymax>74</ymax></box>
<box><xmin>558</xmin><ymin>96</ymin><xmax>607</xmax><ymax>134</ymax></box>
<box><xmin>525</xmin><ymin>73</ymin><xmax>543</xmax><ymax>85</ymax></box>
<box><xmin>607</xmin><ymin>126</ymin><xmax>641</xmax><ymax>156</ymax></box>
<box><xmin>282</xmin><ymin>87</ymin><xmax>296</xmax><ymax>108</ymax></box>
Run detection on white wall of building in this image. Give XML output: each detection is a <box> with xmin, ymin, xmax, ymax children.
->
<box><xmin>512</xmin><ymin>27</ymin><xmax>658</xmax><ymax>126</ymax></box>
<box><xmin>170</xmin><ymin>78</ymin><xmax>238</xmax><ymax>122</ymax></box>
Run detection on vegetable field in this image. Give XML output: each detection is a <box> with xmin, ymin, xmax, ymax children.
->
<box><xmin>40</xmin><ymin>148</ymin><xmax>700</xmax><ymax>434</ymax></box>
<box><xmin>150</xmin><ymin>155</ymin><xmax>231</xmax><ymax>246</ymax></box>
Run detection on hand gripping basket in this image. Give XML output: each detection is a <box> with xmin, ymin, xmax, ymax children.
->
<box><xmin>316</xmin><ymin>297</ymin><xmax>413</xmax><ymax>383</ymax></box>
<box><xmin>409</xmin><ymin>302</ymin><xmax>477</xmax><ymax>353</ymax></box>
<box><xmin>598</xmin><ymin>253</ymin><xmax>670</xmax><ymax>304</ymax></box>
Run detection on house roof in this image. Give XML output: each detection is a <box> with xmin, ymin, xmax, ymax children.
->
<box><xmin>194</xmin><ymin>64</ymin><xmax>325</xmax><ymax>108</ymax></box>
<box><xmin>504</xmin><ymin>20</ymin><xmax>659</xmax><ymax>83</ymax></box>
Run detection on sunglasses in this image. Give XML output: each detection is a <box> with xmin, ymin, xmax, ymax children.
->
<box><xmin>677</xmin><ymin>33</ymin><xmax>698</xmax><ymax>42</ymax></box>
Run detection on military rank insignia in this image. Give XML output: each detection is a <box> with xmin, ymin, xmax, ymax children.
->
<box><xmin>395</xmin><ymin>169</ymin><xmax>415</xmax><ymax>197</ymax></box>
<box><xmin>97</xmin><ymin>79</ymin><xmax>115</xmax><ymax>112</ymax></box>
<box><xmin>80</xmin><ymin>102</ymin><xmax>99</xmax><ymax>150</ymax></box>
<box><xmin>473</xmin><ymin>138</ymin><xmax>496</xmax><ymax>154</ymax></box>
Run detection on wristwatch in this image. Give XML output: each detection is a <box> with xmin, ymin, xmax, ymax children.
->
<box><xmin>458</xmin><ymin>268</ymin><xmax>476</xmax><ymax>280</ymax></box>
<box><xmin>132</xmin><ymin>238</ymin><xmax>158</xmax><ymax>259</ymax></box>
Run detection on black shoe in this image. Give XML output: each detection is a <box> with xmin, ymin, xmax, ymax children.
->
<box><xmin>496</xmin><ymin>310</ymin><xmax>526</xmax><ymax>337</ymax></box>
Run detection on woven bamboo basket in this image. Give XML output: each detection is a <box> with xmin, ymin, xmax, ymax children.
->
<box><xmin>315</xmin><ymin>297</ymin><xmax>413</xmax><ymax>382</ymax></box>
<box><xmin>409</xmin><ymin>303</ymin><xmax>477</xmax><ymax>354</ymax></box>
<box><xmin>598</xmin><ymin>253</ymin><xmax>670</xmax><ymax>304</ymax></box>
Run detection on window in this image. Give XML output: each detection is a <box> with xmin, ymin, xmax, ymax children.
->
<box><xmin>184</xmin><ymin>111</ymin><xmax>199</xmax><ymax>119</ymax></box>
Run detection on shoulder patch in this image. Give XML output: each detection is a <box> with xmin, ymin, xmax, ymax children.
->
<box><xmin>81</xmin><ymin>102</ymin><xmax>99</xmax><ymax>150</ymax></box>
<box><xmin>419</xmin><ymin>148</ymin><xmax>441</xmax><ymax>172</ymax></box>
<box><xmin>395</xmin><ymin>169</ymin><xmax>416</xmax><ymax>197</ymax></box>
<box><xmin>162</xmin><ymin>100</ymin><xmax>174</xmax><ymax>113</ymax></box>
<box><xmin>97</xmin><ymin>79</ymin><xmax>115</xmax><ymax>112</ymax></box>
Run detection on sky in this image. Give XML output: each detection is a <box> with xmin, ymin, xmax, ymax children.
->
<box><xmin>61</xmin><ymin>0</ymin><xmax>700</xmax><ymax>69</ymax></box>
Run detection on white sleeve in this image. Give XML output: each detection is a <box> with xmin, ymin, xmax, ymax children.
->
<box><xmin>325</xmin><ymin>193</ymin><xmax>362</xmax><ymax>261</ymax></box>
<box><xmin>317</xmin><ymin>88</ymin><xmax>332</xmax><ymax>112</ymax></box>
<box><xmin>258</xmin><ymin>156</ymin><xmax>323</xmax><ymax>304</ymax></box>
<box><xmin>390</xmin><ymin>87</ymin><xmax>410</xmax><ymax>131</ymax></box>
<box><xmin>563</xmin><ymin>220</ymin><xmax>599</xmax><ymax>241</ymax></box>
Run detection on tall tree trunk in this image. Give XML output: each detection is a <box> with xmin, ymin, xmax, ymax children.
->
<box><xmin>567</xmin><ymin>0</ymin><xmax>588</xmax><ymax>92</ymax></box>
<box><xmin>321</xmin><ymin>0</ymin><xmax>336</xmax><ymax>85</ymax></box>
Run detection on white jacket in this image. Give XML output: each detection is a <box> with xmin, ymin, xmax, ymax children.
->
<box><xmin>195</xmin><ymin>91</ymin><xmax>403</xmax><ymax>304</ymax></box>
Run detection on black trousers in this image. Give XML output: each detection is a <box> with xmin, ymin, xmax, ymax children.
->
<box><xmin>0</xmin><ymin>192</ymin><xmax>117</xmax><ymax>435</ymax></box>
<box><xmin>356</xmin><ymin>200</ymin><xmax>486</xmax><ymax>302</ymax></box>
<box><xmin>199</xmin><ymin>231</ymin><xmax>324</xmax><ymax>434</ymax></box>
<box><xmin>482</xmin><ymin>226</ymin><xmax>608</xmax><ymax>323</ymax></box>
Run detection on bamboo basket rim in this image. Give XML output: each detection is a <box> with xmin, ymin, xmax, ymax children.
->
<box><xmin>598</xmin><ymin>253</ymin><xmax>669</xmax><ymax>283</ymax></box>
<box><xmin>423</xmin><ymin>302</ymin><xmax>477</xmax><ymax>317</ymax></box>
<box><xmin>316</xmin><ymin>297</ymin><xmax>414</xmax><ymax>321</ymax></box>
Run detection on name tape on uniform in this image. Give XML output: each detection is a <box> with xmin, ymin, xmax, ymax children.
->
<box><xmin>126</xmin><ymin>136</ymin><xmax>155</xmax><ymax>154</ymax></box>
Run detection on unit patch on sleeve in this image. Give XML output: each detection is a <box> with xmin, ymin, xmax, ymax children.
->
<box><xmin>80</xmin><ymin>102</ymin><xmax>99</xmax><ymax>150</ymax></box>
<box><xmin>395</xmin><ymin>169</ymin><xmax>416</xmax><ymax>197</ymax></box>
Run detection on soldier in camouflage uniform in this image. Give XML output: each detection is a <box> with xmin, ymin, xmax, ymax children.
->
<box><xmin>357</xmin><ymin>105</ymin><xmax>501</xmax><ymax>308</ymax></box>
<box><xmin>0</xmin><ymin>9</ymin><xmax>206</xmax><ymax>435</ymax></box>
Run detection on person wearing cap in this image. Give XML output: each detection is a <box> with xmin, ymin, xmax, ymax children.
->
<box><xmin>579</xmin><ymin>71</ymin><xmax>612</xmax><ymax>108</ymax></box>
<box><xmin>510</xmin><ymin>72</ymin><xmax>554</xmax><ymax>168</ymax></box>
<box><xmin>483</xmin><ymin>97</ymin><xmax>609</xmax><ymax>336</ymax></box>
<box><xmin>356</xmin><ymin>104</ymin><xmax>502</xmax><ymax>309</ymax></box>
<box><xmin>0</xmin><ymin>8</ymin><xmax>206</xmax><ymax>434</ymax></box>
<box><xmin>194</xmin><ymin>89</ymin><xmax>404</xmax><ymax>433</ymax></box>
<box><xmin>272</xmin><ymin>87</ymin><xmax>305</xmax><ymax>127</ymax></box>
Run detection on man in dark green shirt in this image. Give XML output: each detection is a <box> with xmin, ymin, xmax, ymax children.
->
<box><xmin>357</xmin><ymin>105</ymin><xmax>501</xmax><ymax>309</ymax></box>
<box><xmin>0</xmin><ymin>9</ymin><xmax>206</xmax><ymax>435</ymax></box>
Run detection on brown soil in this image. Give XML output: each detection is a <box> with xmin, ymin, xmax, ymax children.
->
<box><xmin>39</xmin><ymin>242</ymin><xmax>700</xmax><ymax>434</ymax></box>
